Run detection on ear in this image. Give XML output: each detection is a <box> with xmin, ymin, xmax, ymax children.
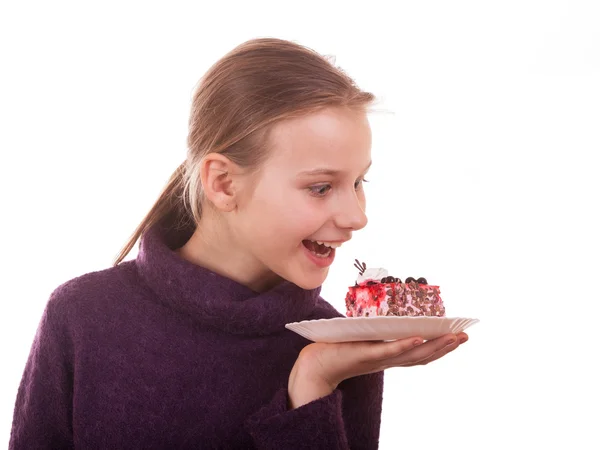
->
<box><xmin>199</xmin><ymin>153</ymin><xmax>240</xmax><ymax>212</ymax></box>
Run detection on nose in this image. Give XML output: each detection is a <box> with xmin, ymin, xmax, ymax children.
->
<box><xmin>333</xmin><ymin>191</ymin><xmax>368</xmax><ymax>231</ymax></box>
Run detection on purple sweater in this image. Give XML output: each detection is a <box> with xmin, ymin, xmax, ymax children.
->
<box><xmin>10</xmin><ymin>223</ymin><xmax>384</xmax><ymax>449</ymax></box>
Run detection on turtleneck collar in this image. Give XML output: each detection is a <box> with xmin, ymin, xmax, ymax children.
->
<box><xmin>135</xmin><ymin>223</ymin><xmax>321</xmax><ymax>336</ymax></box>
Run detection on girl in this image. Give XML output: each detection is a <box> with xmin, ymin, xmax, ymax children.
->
<box><xmin>10</xmin><ymin>38</ymin><xmax>468</xmax><ymax>449</ymax></box>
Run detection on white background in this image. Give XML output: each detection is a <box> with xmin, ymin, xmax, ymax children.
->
<box><xmin>1</xmin><ymin>1</ymin><xmax>598</xmax><ymax>448</ymax></box>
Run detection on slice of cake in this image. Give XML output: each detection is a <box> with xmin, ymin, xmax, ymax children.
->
<box><xmin>345</xmin><ymin>260</ymin><xmax>446</xmax><ymax>318</ymax></box>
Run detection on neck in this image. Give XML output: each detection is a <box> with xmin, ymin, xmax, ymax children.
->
<box><xmin>175</xmin><ymin>210</ymin><xmax>283</xmax><ymax>292</ymax></box>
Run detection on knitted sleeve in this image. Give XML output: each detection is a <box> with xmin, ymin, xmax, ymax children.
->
<box><xmin>9</xmin><ymin>291</ymin><xmax>75</xmax><ymax>449</ymax></box>
<box><xmin>244</xmin><ymin>370</ymin><xmax>384</xmax><ymax>450</ymax></box>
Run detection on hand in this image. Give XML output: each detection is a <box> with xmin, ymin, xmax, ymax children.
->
<box><xmin>287</xmin><ymin>332</ymin><xmax>468</xmax><ymax>409</ymax></box>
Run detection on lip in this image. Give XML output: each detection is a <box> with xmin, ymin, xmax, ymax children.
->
<box><xmin>302</xmin><ymin>244</ymin><xmax>336</xmax><ymax>268</ymax></box>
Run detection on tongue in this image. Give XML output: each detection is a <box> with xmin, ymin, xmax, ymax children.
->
<box><xmin>303</xmin><ymin>240</ymin><xmax>328</xmax><ymax>254</ymax></box>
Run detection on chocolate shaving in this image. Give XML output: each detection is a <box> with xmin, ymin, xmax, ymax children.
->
<box><xmin>353</xmin><ymin>259</ymin><xmax>366</xmax><ymax>275</ymax></box>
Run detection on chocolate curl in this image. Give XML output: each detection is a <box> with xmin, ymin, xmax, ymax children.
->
<box><xmin>353</xmin><ymin>259</ymin><xmax>366</xmax><ymax>275</ymax></box>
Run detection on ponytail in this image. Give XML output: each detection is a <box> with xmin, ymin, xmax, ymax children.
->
<box><xmin>113</xmin><ymin>162</ymin><xmax>192</xmax><ymax>265</ymax></box>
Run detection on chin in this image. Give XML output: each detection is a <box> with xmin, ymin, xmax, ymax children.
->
<box><xmin>289</xmin><ymin>269</ymin><xmax>329</xmax><ymax>290</ymax></box>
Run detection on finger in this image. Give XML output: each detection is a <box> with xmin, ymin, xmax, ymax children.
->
<box><xmin>360</xmin><ymin>336</ymin><xmax>424</xmax><ymax>362</ymax></box>
<box><xmin>385</xmin><ymin>333</ymin><xmax>458</xmax><ymax>367</ymax></box>
<box><xmin>407</xmin><ymin>338</ymin><xmax>461</xmax><ymax>366</ymax></box>
<box><xmin>399</xmin><ymin>332</ymin><xmax>469</xmax><ymax>366</ymax></box>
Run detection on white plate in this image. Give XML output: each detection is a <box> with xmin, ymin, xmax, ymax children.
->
<box><xmin>285</xmin><ymin>316</ymin><xmax>479</xmax><ymax>343</ymax></box>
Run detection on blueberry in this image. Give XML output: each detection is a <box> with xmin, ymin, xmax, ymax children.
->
<box><xmin>417</xmin><ymin>277</ymin><xmax>428</xmax><ymax>285</ymax></box>
<box><xmin>405</xmin><ymin>277</ymin><xmax>416</xmax><ymax>284</ymax></box>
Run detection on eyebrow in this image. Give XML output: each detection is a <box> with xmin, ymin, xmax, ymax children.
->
<box><xmin>298</xmin><ymin>161</ymin><xmax>372</xmax><ymax>177</ymax></box>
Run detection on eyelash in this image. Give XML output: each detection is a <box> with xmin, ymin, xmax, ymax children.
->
<box><xmin>309</xmin><ymin>178</ymin><xmax>369</xmax><ymax>197</ymax></box>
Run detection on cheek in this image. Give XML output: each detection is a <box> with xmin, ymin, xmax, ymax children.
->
<box><xmin>248</xmin><ymin>194</ymin><xmax>326</xmax><ymax>243</ymax></box>
<box><xmin>237</xmin><ymin>177</ymin><xmax>330</xmax><ymax>241</ymax></box>
<box><xmin>276</xmin><ymin>195</ymin><xmax>328</xmax><ymax>236</ymax></box>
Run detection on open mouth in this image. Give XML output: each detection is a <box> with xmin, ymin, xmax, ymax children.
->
<box><xmin>301</xmin><ymin>240</ymin><xmax>341</xmax><ymax>258</ymax></box>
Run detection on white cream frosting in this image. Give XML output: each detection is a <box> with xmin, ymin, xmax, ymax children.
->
<box><xmin>356</xmin><ymin>268</ymin><xmax>388</xmax><ymax>284</ymax></box>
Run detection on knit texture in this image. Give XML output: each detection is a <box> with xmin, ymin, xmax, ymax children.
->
<box><xmin>10</xmin><ymin>224</ymin><xmax>384</xmax><ymax>449</ymax></box>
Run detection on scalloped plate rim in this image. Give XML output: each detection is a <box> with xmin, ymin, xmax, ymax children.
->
<box><xmin>284</xmin><ymin>316</ymin><xmax>480</xmax><ymax>343</ymax></box>
<box><xmin>286</xmin><ymin>316</ymin><xmax>479</xmax><ymax>326</ymax></box>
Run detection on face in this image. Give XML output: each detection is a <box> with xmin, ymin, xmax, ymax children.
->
<box><xmin>229</xmin><ymin>106</ymin><xmax>372</xmax><ymax>290</ymax></box>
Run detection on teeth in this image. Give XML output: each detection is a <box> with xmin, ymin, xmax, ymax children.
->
<box><xmin>313</xmin><ymin>240</ymin><xmax>342</xmax><ymax>249</ymax></box>
<box><xmin>310</xmin><ymin>248</ymin><xmax>332</xmax><ymax>258</ymax></box>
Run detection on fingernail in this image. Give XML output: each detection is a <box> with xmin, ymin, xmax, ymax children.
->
<box><xmin>459</xmin><ymin>337</ymin><xmax>468</xmax><ymax>344</ymax></box>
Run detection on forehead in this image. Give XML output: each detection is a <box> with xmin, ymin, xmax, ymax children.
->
<box><xmin>266</xmin><ymin>107</ymin><xmax>372</xmax><ymax>171</ymax></box>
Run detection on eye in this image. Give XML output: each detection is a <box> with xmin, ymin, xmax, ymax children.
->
<box><xmin>309</xmin><ymin>184</ymin><xmax>332</xmax><ymax>197</ymax></box>
<box><xmin>354</xmin><ymin>178</ymin><xmax>368</xmax><ymax>190</ymax></box>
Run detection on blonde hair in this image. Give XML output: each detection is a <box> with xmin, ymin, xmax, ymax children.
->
<box><xmin>113</xmin><ymin>38</ymin><xmax>376</xmax><ymax>266</ymax></box>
